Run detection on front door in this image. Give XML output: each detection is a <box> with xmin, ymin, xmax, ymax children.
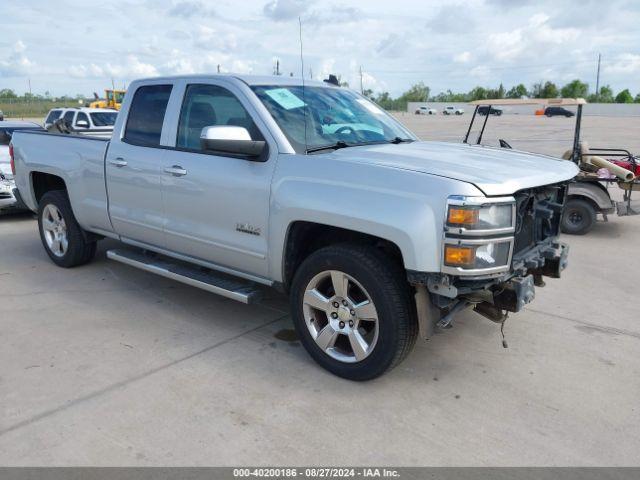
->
<box><xmin>106</xmin><ymin>83</ymin><xmax>173</xmax><ymax>248</ymax></box>
<box><xmin>160</xmin><ymin>81</ymin><xmax>276</xmax><ymax>278</ymax></box>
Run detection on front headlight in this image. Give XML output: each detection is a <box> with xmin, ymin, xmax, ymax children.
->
<box><xmin>444</xmin><ymin>240</ymin><xmax>512</xmax><ymax>270</ymax></box>
<box><xmin>447</xmin><ymin>203</ymin><xmax>514</xmax><ymax>231</ymax></box>
<box><xmin>442</xmin><ymin>196</ymin><xmax>516</xmax><ymax>275</ymax></box>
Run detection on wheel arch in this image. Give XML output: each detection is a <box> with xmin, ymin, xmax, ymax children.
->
<box><xmin>279</xmin><ymin>221</ymin><xmax>407</xmax><ymax>293</ymax></box>
<box><xmin>30</xmin><ymin>171</ymin><xmax>68</xmax><ymax>205</ymax></box>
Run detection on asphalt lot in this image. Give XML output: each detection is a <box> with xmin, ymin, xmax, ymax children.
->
<box><xmin>1</xmin><ymin>114</ymin><xmax>639</xmax><ymax>466</ymax></box>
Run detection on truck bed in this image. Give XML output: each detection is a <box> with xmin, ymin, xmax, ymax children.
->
<box><xmin>12</xmin><ymin>131</ymin><xmax>114</xmax><ymax>235</ymax></box>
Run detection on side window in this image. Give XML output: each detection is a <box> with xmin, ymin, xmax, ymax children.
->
<box><xmin>76</xmin><ymin>112</ymin><xmax>90</xmax><ymax>128</ymax></box>
<box><xmin>176</xmin><ymin>84</ymin><xmax>262</xmax><ymax>151</ymax></box>
<box><xmin>45</xmin><ymin>110</ymin><xmax>61</xmax><ymax>124</ymax></box>
<box><xmin>63</xmin><ymin>110</ymin><xmax>75</xmax><ymax>124</ymax></box>
<box><xmin>124</xmin><ymin>84</ymin><xmax>173</xmax><ymax>147</ymax></box>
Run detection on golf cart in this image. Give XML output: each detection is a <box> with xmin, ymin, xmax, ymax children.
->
<box><xmin>464</xmin><ymin>98</ymin><xmax>639</xmax><ymax>235</ymax></box>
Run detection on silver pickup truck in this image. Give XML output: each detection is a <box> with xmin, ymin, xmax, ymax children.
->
<box><xmin>11</xmin><ymin>75</ymin><xmax>578</xmax><ymax>380</ymax></box>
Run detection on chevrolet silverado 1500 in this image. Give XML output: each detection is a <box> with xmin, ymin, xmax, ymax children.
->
<box><xmin>11</xmin><ymin>75</ymin><xmax>578</xmax><ymax>380</ymax></box>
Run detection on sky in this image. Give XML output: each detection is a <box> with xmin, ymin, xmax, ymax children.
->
<box><xmin>1</xmin><ymin>0</ymin><xmax>639</xmax><ymax>97</ymax></box>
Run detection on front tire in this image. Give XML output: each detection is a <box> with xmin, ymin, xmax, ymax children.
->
<box><xmin>290</xmin><ymin>244</ymin><xmax>418</xmax><ymax>381</ymax></box>
<box><xmin>561</xmin><ymin>198</ymin><xmax>596</xmax><ymax>235</ymax></box>
<box><xmin>38</xmin><ymin>190</ymin><xmax>97</xmax><ymax>267</ymax></box>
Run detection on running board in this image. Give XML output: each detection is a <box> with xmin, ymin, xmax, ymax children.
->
<box><xmin>106</xmin><ymin>249</ymin><xmax>262</xmax><ymax>304</ymax></box>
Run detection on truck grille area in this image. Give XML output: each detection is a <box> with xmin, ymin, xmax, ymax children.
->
<box><xmin>513</xmin><ymin>184</ymin><xmax>567</xmax><ymax>257</ymax></box>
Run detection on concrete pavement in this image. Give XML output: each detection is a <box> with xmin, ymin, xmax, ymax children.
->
<box><xmin>1</xmin><ymin>209</ymin><xmax>639</xmax><ymax>466</ymax></box>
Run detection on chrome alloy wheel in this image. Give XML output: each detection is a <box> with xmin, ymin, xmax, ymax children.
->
<box><xmin>302</xmin><ymin>270</ymin><xmax>379</xmax><ymax>363</ymax></box>
<box><xmin>42</xmin><ymin>204</ymin><xmax>68</xmax><ymax>257</ymax></box>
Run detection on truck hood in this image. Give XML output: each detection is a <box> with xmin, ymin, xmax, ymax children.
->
<box><xmin>329</xmin><ymin>141</ymin><xmax>579</xmax><ymax>196</ymax></box>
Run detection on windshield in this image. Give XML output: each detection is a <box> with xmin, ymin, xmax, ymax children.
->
<box><xmin>90</xmin><ymin>112</ymin><xmax>117</xmax><ymax>126</ymax></box>
<box><xmin>251</xmin><ymin>85</ymin><xmax>415</xmax><ymax>153</ymax></box>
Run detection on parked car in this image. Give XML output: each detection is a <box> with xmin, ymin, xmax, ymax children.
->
<box><xmin>0</xmin><ymin>110</ymin><xmax>4</xmax><ymax>121</ymax></box>
<box><xmin>0</xmin><ymin>121</ymin><xmax>45</xmax><ymax>213</ymax></box>
<box><xmin>44</xmin><ymin>107</ymin><xmax>118</xmax><ymax>137</ymax></box>
<box><xmin>12</xmin><ymin>75</ymin><xmax>577</xmax><ymax>380</ymax></box>
<box><xmin>544</xmin><ymin>106</ymin><xmax>574</xmax><ymax>117</ymax></box>
<box><xmin>415</xmin><ymin>106</ymin><xmax>437</xmax><ymax>115</ymax></box>
<box><xmin>43</xmin><ymin>108</ymin><xmax>66</xmax><ymax>129</ymax></box>
<box><xmin>477</xmin><ymin>106</ymin><xmax>503</xmax><ymax>116</ymax></box>
<box><xmin>443</xmin><ymin>106</ymin><xmax>464</xmax><ymax>115</ymax></box>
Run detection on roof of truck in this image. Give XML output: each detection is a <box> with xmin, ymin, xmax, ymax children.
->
<box><xmin>469</xmin><ymin>98</ymin><xmax>587</xmax><ymax>106</ymax></box>
<box><xmin>132</xmin><ymin>74</ymin><xmax>334</xmax><ymax>88</ymax></box>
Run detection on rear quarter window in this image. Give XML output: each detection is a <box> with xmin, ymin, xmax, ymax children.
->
<box><xmin>124</xmin><ymin>84</ymin><xmax>173</xmax><ymax>147</ymax></box>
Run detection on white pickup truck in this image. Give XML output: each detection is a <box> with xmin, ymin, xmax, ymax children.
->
<box><xmin>11</xmin><ymin>75</ymin><xmax>578</xmax><ymax>380</ymax></box>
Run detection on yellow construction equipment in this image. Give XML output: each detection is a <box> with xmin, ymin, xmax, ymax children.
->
<box><xmin>89</xmin><ymin>89</ymin><xmax>126</xmax><ymax>110</ymax></box>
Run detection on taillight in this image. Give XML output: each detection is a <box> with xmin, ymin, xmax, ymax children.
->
<box><xmin>9</xmin><ymin>143</ymin><xmax>15</xmax><ymax>175</ymax></box>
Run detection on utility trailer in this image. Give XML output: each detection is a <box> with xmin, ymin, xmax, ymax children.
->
<box><xmin>464</xmin><ymin>98</ymin><xmax>639</xmax><ymax>235</ymax></box>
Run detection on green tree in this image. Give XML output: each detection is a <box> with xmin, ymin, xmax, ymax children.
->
<box><xmin>506</xmin><ymin>84</ymin><xmax>528</xmax><ymax>98</ymax></box>
<box><xmin>635</xmin><ymin>93</ymin><xmax>640</xmax><ymax>103</ymax></box>
<box><xmin>614</xmin><ymin>89</ymin><xmax>634</xmax><ymax>103</ymax></box>
<box><xmin>541</xmin><ymin>81</ymin><xmax>559</xmax><ymax>98</ymax></box>
<box><xmin>401</xmin><ymin>82</ymin><xmax>430</xmax><ymax>102</ymax></box>
<box><xmin>468</xmin><ymin>86</ymin><xmax>488</xmax><ymax>101</ymax></box>
<box><xmin>433</xmin><ymin>89</ymin><xmax>468</xmax><ymax>102</ymax></box>
<box><xmin>362</xmin><ymin>88</ymin><xmax>374</xmax><ymax>99</ymax></box>
<box><xmin>589</xmin><ymin>85</ymin><xmax>614</xmax><ymax>103</ymax></box>
<box><xmin>374</xmin><ymin>91</ymin><xmax>394</xmax><ymax>110</ymax></box>
<box><xmin>0</xmin><ymin>89</ymin><xmax>18</xmax><ymax>99</ymax></box>
<box><xmin>560</xmin><ymin>79</ymin><xmax>588</xmax><ymax>98</ymax></box>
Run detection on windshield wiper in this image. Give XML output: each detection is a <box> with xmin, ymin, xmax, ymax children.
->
<box><xmin>389</xmin><ymin>137</ymin><xmax>415</xmax><ymax>144</ymax></box>
<box><xmin>305</xmin><ymin>141</ymin><xmax>350</xmax><ymax>154</ymax></box>
<box><xmin>306</xmin><ymin>138</ymin><xmax>414</xmax><ymax>154</ymax></box>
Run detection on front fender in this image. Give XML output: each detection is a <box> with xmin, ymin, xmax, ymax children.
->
<box><xmin>268</xmin><ymin>154</ymin><xmax>483</xmax><ymax>282</ymax></box>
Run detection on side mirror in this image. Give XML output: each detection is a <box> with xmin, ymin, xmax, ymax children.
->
<box><xmin>200</xmin><ymin>126</ymin><xmax>266</xmax><ymax>158</ymax></box>
<box><xmin>0</xmin><ymin>131</ymin><xmax>10</xmax><ymax>144</ymax></box>
<box><xmin>76</xmin><ymin>120</ymin><xmax>89</xmax><ymax>129</ymax></box>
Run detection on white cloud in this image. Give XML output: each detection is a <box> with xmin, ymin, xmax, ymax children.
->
<box><xmin>317</xmin><ymin>58</ymin><xmax>336</xmax><ymax>81</ymax></box>
<box><xmin>14</xmin><ymin>40</ymin><xmax>27</xmax><ymax>53</ymax></box>
<box><xmin>194</xmin><ymin>25</ymin><xmax>237</xmax><ymax>51</ymax></box>
<box><xmin>0</xmin><ymin>0</ymin><xmax>638</xmax><ymax>97</ymax></box>
<box><xmin>453</xmin><ymin>51</ymin><xmax>471</xmax><ymax>63</ymax></box>
<box><xmin>168</xmin><ymin>1</ymin><xmax>216</xmax><ymax>18</ymax></box>
<box><xmin>487</xmin><ymin>29</ymin><xmax>525</xmax><ymax>60</ymax></box>
<box><xmin>485</xmin><ymin>13</ymin><xmax>580</xmax><ymax>61</ymax></box>
<box><xmin>470</xmin><ymin>65</ymin><xmax>491</xmax><ymax>78</ymax></box>
<box><xmin>0</xmin><ymin>41</ymin><xmax>35</xmax><ymax>77</ymax></box>
<box><xmin>605</xmin><ymin>53</ymin><xmax>640</xmax><ymax>74</ymax></box>
<box><xmin>263</xmin><ymin>0</ymin><xmax>310</xmax><ymax>21</ymax></box>
<box><xmin>67</xmin><ymin>55</ymin><xmax>157</xmax><ymax>79</ymax></box>
<box><xmin>376</xmin><ymin>34</ymin><xmax>408</xmax><ymax>59</ymax></box>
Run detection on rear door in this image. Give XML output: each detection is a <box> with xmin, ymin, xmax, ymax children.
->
<box><xmin>105</xmin><ymin>83</ymin><xmax>173</xmax><ymax>248</ymax></box>
<box><xmin>159</xmin><ymin>80</ymin><xmax>277</xmax><ymax>278</ymax></box>
<box><xmin>62</xmin><ymin>110</ymin><xmax>75</xmax><ymax>126</ymax></box>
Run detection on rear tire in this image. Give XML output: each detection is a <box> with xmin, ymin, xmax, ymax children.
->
<box><xmin>561</xmin><ymin>198</ymin><xmax>596</xmax><ymax>235</ymax></box>
<box><xmin>290</xmin><ymin>243</ymin><xmax>418</xmax><ymax>381</ymax></box>
<box><xmin>38</xmin><ymin>190</ymin><xmax>97</xmax><ymax>267</ymax></box>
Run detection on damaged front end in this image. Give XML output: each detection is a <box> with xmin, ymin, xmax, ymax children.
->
<box><xmin>409</xmin><ymin>183</ymin><xmax>570</xmax><ymax>339</ymax></box>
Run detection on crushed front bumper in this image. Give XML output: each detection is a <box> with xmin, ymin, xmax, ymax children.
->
<box><xmin>409</xmin><ymin>239</ymin><xmax>570</xmax><ymax>337</ymax></box>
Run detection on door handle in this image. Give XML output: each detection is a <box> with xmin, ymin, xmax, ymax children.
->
<box><xmin>164</xmin><ymin>165</ymin><xmax>187</xmax><ymax>177</ymax></box>
<box><xmin>109</xmin><ymin>157</ymin><xmax>128</xmax><ymax>167</ymax></box>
